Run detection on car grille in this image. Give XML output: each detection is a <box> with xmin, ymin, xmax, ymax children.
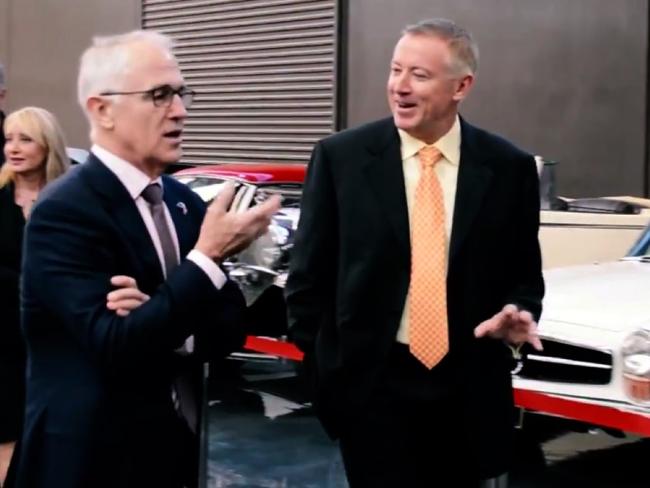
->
<box><xmin>516</xmin><ymin>339</ymin><xmax>612</xmax><ymax>385</ymax></box>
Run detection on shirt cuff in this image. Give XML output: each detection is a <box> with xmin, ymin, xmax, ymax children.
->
<box><xmin>187</xmin><ymin>249</ymin><xmax>227</xmax><ymax>290</ymax></box>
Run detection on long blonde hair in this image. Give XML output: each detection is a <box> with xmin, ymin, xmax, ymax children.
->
<box><xmin>0</xmin><ymin>107</ymin><xmax>70</xmax><ymax>188</ymax></box>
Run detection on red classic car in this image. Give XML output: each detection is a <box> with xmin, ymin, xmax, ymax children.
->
<box><xmin>174</xmin><ymin>161</ymin><xmax>650</xmax><ymax>340</ymax></box>
<box><xmin>174</xmin><ymin>161</ymin><xmax>650</xmax><ymax>428</ymax></box>
<box><xmin>175</xmin><ymin>164</ymin><xmax>305</xmax><ymax>347</ymax></box>
<box><xmin>175</xmin><ymin>162</ymin><xmax>650</xmax><ymax>341</ymax></box>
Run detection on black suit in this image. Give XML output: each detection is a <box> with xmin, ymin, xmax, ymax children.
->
<box><xmin>14</xmin><ymin>154</ymin><xmax>245</xmax><ymax>488</ymax></box>
<box><xmin>0</xmin><ymin>183</ymin><xmax>26</xmax><ymax>485</ymax></box>
<box><xmin>0</xmin><ymin>110</ymin><xmax>5</xmax><ymax>166</ymax></box>
<box><xmin>285</xmin><ymin>117</ymin><xmax>544</xmax><ymax>483</ymax></box>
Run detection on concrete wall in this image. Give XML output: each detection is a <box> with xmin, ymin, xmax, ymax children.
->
<box><xmin>0</xmin><ymin>0</ymin><xmax>140</xmax><ymax>148</ymax></box>
<box><xmin>346</xmin><ymin>0</ymin><xmax>648</xmax><ymax>197</ymax></box>
<box><xmin>1</xmin><ymin>0</ymin><xmax>647</xmax><ymax>197</ymax></box>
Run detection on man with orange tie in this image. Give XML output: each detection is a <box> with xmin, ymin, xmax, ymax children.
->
<box><xmin>285</xmin><ymin>18</ymin><xmax>544</xmax><ymax>487</ymax></box>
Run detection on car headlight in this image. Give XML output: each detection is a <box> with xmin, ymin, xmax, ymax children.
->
<box><xmin>621</xmin><ymin>329</ymin><xmax>650</xmax><ymax>405</ymax></box>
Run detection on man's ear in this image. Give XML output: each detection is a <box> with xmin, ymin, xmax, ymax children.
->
<box><xmin>86</xmin><ymin>96</ymin><xmax>115</xmax><ymax>130</ymax></box>
<box><xmin>452</xmin><ymin>74</ymin><xmax>474</xmax><ymax>103</ymax></box>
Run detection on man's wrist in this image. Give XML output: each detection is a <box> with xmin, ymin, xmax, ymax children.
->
<box><xmin>193</xmin><ymin>242</ymin><xmax>223</xmax><ymax>262</ymax></box>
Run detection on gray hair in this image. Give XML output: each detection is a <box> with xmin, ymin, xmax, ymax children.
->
<box><xmin>402</xmin><ymin>18</ymin><xmax>479</xmax><ymax>76</ymax></box>
<box><xmin>0</xmin><ymin>62</ymin><xmax>5</xmax><ymax>89</ymax></box>
<box><xmin>77</xmin><ymin>30</ymin><xmax>175</xmax><ymax>115</ymax></box>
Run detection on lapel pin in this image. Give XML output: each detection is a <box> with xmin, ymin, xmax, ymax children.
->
<box><xmin>176</xmin><ymin>201</ymin><xmax>188</xmax><ymax>215</ymax></box>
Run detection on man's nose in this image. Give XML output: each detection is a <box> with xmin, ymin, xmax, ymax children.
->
<box><xmin>169</xmin><ymin>94</ymin><xmax>188</xmax><ymax>119</ymax></box>
<box><xmin>393</xmin><ymin>73</ymin><xmax>411</xmax><ymax>94</ymax></box>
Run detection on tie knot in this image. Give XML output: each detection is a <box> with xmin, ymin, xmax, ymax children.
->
<box><xmin>419</xmin><ymin>145</ymin><xmax>442</xmax><ymax>169</ymax></box>
<box><xmin>141</xmin><ymin>183</ymin><xmax>163</xmax><ymax>205</ymax></box>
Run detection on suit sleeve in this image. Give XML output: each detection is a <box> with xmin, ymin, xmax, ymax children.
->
<box><xmin>505</xmin><ymin>155</ymin><xmax>545</xmax><ymax>321</ymax></box>
<box><xmin>22</xmin><ymin>195</ymin><xmax>239</xmax><ymax>371</ymax></box>
<box><xmin>285</xmin><ymin>141</ymin><xmax>339</xmax><ymax>355</ymax></box>
<box><xmin>193</xmin><ymin>279</ymin><xmax>246</xmax><ymax>361</ymax></box>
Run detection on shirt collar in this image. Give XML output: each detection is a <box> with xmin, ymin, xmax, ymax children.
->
<box><xmin>91</xmin><ymin>144</ymin><xmax>162</xmax><ymax>200</ymax></box>
<box><xmin>398</xmin><ymin>115</ymin><xmax>461</xmax><ymax>166</ymax></box>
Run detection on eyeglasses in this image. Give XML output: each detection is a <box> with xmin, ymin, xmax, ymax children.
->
<box><xmin>99</xmin><ymin>84</ymin><xmax>195</xmax><ymax>108</ymax></box>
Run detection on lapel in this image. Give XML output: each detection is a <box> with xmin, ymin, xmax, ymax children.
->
<box><xmin>161</xmin><ymin>177</ymin><xmax>194</xmax><ymax>256</ymax></box>
<box><xmin>448</xmin><ymin>119</ymin><xmax>493</xmax><ymax>264</ymax></box>
<box><xmin>361</xmin><ymin>118</ymin><xmax>410</xmax><ymax>257</ymax></box>
<box><xmin>80</xmin><ymin>154</ymin><xmax>164</xmax><ymax>286</ymax></box>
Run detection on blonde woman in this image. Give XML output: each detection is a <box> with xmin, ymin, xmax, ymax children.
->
<box><xmin>0</xmin><ymin>107</ymin><xmax>70</xmax><ymax>486</ymax></box>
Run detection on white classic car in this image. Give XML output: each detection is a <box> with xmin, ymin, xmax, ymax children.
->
<box><xmin>534</xmin><ymin>157</ymin><xmax>650</xmax><ymax>268</ymax></box>
<box><xmin>513</xmin><ymin>224</ymin><xmax>650</xmax><ymax>437</ymax></box>
<box><xmin>175</xmin><ymin>161</ymin><xmax>650</xmax><ymax>437</ymax></box>
<box><xmin>173</xmin><ymin>160</ymin><xmax>650</xmax><ymax>341</ymax></box>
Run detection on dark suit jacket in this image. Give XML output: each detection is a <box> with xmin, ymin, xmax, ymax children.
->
<box><xmin>0</xmin><ymin>183</ymin><xmax>26</xmax><ymax>444</ymax></box>
<box><xmin>285</xmin><ymin>117</ymin><xmax>544</xmax><ymax>478</ymax></box>
<box><xmin>0</xmin><ymin>110</ymin><xmax>5</xmax><ymax>166</ymax></box>
<box><xmin>14</xmin><ymin>154</ymin><xmax>245</xmax><ymax>488</ymax></box>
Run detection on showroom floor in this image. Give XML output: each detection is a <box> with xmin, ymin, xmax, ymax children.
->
<box><xmin>204</xmin><ymin>356</ymin><xmax>650</xmax><ymax>488</ymax></box>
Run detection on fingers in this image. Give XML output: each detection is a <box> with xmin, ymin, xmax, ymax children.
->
<box><xmin>107</xmin><ymin>298</ymin><xmax>148</xmax><ymax>312</ymax></box>
<box><xmin>474</xmin><ymin>305</ymin><xmax>542</xmax><ymax>351</ymax></box>
<box><xmin>502</xmin><ymin>303</ymin><xmax>519</xmax><ymax>321</ymax></box>
<box><xmin>210</xmin><ymin>181</ymin><xmax>237</xmax><ymax>214</ymax></box>
<box><xmin>526</xmin><ymin>322</ymin><xmax>544</xmax><ymax>351</ymax></box>
<box><xmin>529</xmin><ymin>335</ymin><xmax>544</xmax><ymax>351</ymax></box>
<box><xmin>106</xmin><ymin>287</ymin><xmax>150</xmax><ymax>303</ymax></box>
<box><xmin>244</xmin><ymin>194</ymin><xmax>282</xmax><ymax>224</ymax></box>
<box><xmin>255</xmin><ymin>194</ymin><xmax>283</xmax><ymax>216</ymax></box>
<box><xmin>233</xmin><ymin>194</ymin><xmax>282</xmax><ymax>242</ymax></box>
<box><xmin>474</xmin><ymin>304</ymin><xmax>515</xmax><ymax>338</ymax></box>
<box><xmin>106</xmin><ymin>281</ymin><xmax>150</xmax><ymax>317</ymax></box>
<box><xmin>196</xmin><ymin>190</ymin><xmax>282</xmax><ymax>260</ymax></box>
<box><xmin>110</xmin><ymin>275</ymin><xmax>137</xmax><ymax>288</ymax></box>
<box><xmin>473</xmin><ymin>315</ymin><xmax>499</xmax><ymax>338</ymax></box>
<box><xmin>519</xmin><ymin>310</ymin><xmax>534</xmax><ymax>325</ymax></box>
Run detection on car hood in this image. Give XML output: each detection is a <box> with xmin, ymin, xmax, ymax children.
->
<box><xmin>541</xmin><ymin>259</ymin><xmax>650</xmax><ymax>332</ymax></box>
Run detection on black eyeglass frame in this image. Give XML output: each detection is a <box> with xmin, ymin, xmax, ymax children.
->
<box><xmin>99</xmin><ymin>84</ymin><xmax>195</xmax><ymax>108</ymax></box>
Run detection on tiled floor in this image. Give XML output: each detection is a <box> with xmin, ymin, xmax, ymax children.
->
<box><xmin>204</xmin><ymin>356</ymin><xmax>650</xmax><ymax>488</ymax></box>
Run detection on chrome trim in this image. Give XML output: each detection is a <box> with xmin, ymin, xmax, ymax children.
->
<box><xmin>539</xmin><ymin>335</ymin><xmax>613</xmax><ymax>356</ymax></box>
<box><xmin>527</xmin><ymin>354</ymin><xmax>612</xmax><ymax>369</ymax></box>
<box><xmin>540</xmin><ymin>223</ymin><xmax>647</xmax><ymax>230</ymax></box>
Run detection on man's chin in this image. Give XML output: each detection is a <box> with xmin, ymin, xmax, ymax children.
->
<box><xmin>161</xmin><ymin>148</ymin><xmax>183</xmax><ymax>165</ymax></box>
<box><xmin>392</xmin><ymin>114</ymin><xmax>418</xmax><ymax>132</ymax></box>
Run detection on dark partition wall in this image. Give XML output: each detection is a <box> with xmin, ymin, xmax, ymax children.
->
<box><xmin>346</xmin><ymin>0</ymin><xmax>648</xmax><ymax>197</ymax></box>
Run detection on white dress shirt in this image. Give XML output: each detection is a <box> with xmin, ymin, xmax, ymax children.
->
<box><xmin>92</xmin><ymin>145</ymin><xmax>227</xmax><ymax>351</ymax></box>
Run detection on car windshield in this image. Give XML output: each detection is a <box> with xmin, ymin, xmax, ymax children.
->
<box><xmin>627</xmin><ymin>222</ymin><xmax>650</xmax><ymax>257</ymax></box>
<box><xmin>175</xmin><ymin>176</ymin><xmax>232</xmax><ymax>202</ymax></box>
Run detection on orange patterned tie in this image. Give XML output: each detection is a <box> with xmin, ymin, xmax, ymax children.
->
<box><xmin>409</xmin><ymin>145</ymin><xmax>448</xmax><ymax>369</ymax></box>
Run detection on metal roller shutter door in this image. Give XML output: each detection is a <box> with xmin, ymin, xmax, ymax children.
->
<box><xmin>142</xmin><ymin>0</ymin><xmax>338</xmax><ymax>165</ymax></box>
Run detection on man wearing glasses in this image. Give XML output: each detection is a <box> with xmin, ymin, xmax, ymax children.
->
<box><xmin>12</xmin><ymin>30</ymin><xmax>280</xmax><ymax>488</ymax></box>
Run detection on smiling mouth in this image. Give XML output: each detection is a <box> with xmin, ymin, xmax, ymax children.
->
<box><xmin>396</xmin><ymin>101</ymin><xmax>417</xmax><ymax>109</ymax></box>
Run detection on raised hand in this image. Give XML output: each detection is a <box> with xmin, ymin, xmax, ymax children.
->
<box><xmin>473</xmin><ymin>304</ymin><xmax>543</xmax><ymax>351</ymax></box>
<box><xmin>106</xmin><ymin>275</ymin><xmax>150</xmax><ymax>317</ymax></box>
<box><xmin>194</xmin><ymin>181</ymin><xmax>282</xmax><ymax>261</ymax></box>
